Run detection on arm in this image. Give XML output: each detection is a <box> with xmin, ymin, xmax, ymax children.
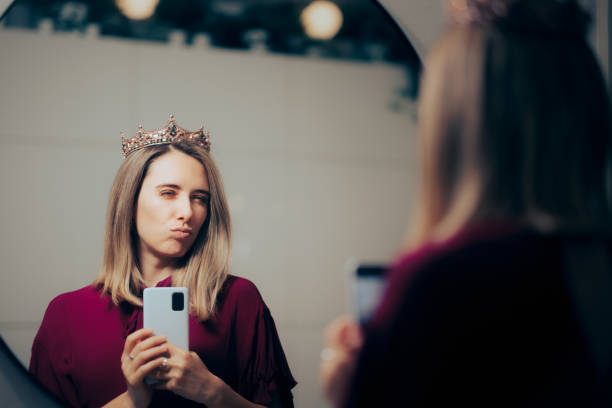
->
<box><xmin>203</xmin><ymin>376</ymin><xmax>268</xmax><ymax>408</ymax></box>
<box><xmin>30</xmin><ymin>339</ymin><xmax>80</xmax><ymax>407</ymax></box>
<box><xmin>101</xmin><ymin>391</ymin><xmax>139</xmax><ymax>408</ymax></box>
<box><xmin>100</xmin><ymin>389</ymin><xmax>267</xmax><ymax>408</ymax></box>
<box><xmin>152</xmin><ymin>342</ymin><xmax>268</xmax><ymax>408</ymax></box>
<box><xmin>30</xmin><ymin>296</ymin><xmax>80</xmax><ymax>407</ymax></box>
<box><xmin>230</xmin><ymin>279</ymin><xmax>297</xmax><ymax>407</ymax></box>
<box><xmin>208</xmin><ymin>384</ymin><xmax>282</xmax><ymax>408</ymax></box>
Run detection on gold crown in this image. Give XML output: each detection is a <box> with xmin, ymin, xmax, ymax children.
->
<box><xmin>121</xmin><ymin>115</ymin><xmax>211</xmax><ymax>157</ymax></box>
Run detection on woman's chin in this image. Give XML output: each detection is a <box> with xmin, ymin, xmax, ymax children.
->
<box><xmin>157</xmin><ymin>246</ymin><xmax>191</xmax><ymax>261</ymax></box>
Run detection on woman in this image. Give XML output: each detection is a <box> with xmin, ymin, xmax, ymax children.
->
<box><xmin>321</xmin><ymin>0</ymin><xmax>611</xmax><ymax>406</ymax></box>
<box><xmin>30</xmin><ymin>115</ymin><xmax>296</xmax><ymax>407</ymax></box>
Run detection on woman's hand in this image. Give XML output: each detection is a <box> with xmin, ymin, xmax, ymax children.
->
<box><xmin>152</xmin><ymin>342</ymin><xmax>221</xmax><ymax>405</ymax></box>
<box><xmin>320</xmin><ymin>316</ymin><xmax>364</xmax><ymax>407</ymax></box>
<box><xmin>120</xmin><ymin>328</ymin><xmax>169</xmax><ymax>408</ymax></box>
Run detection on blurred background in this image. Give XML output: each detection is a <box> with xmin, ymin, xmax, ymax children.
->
<box><xmin>0</xmin><ymin>0</ymin><xmax>608</xmax><ymax>407</ymax></box>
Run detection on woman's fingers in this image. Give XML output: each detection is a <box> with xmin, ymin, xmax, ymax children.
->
<box><xmin>121</xmin><ymin>330</ymin><xmax>167</xmax><ymax>384</ymax></box>
<box><xmin>131</xmin><ymin>335</ymin><xmax>167</xmax><ymax>357</ymax></box>
<box><xmin>137</xmin><ymin>356</ymin><xmax>172</xmax><ymax>378</ymax></box>
<box><xmin>151</xmin><ymin>377</ymin><xmax>175</xmax><ymax>390</ymax></box>
<box><xmin>123</xmin><ymin>328</ymin><xmax>156</xmax><ymax>364</ymax></box>
<box><xmin>132</xmin><ymin>343</ymin><xmax>168</xmax><ymax>367</ymax></box>
<box><xmin>163</xmin><ymin>341</ymin><xmax>184</xmax><ymax>354</ymax></box>
<box><xmin>124</xmin><ymin>328</ymin><xmax>155</xmax><ymax>355</ymax></box>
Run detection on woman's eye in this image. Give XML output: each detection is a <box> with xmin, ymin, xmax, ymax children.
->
<box><xmin>194</xmin><ymin>195</ymin><xmax>210</xmax><ymax>204</ymax></box>
<box><xmin>160</xmin><ymin>190</ymin><xmax>176</xmax><ymax>197</ymax></box>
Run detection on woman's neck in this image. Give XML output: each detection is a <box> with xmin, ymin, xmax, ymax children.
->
<box><xmin>139</xmin><ymin>251</ymin><xmax>177</xmax><ymax>287</ymax></box>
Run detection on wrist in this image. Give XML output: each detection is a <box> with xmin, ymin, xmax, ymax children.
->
<box><xmin>199</xmin><ymin>374</ymin><xmax>226</xmax><ymax>407</ymax></box>
<box><xmin>125</xmin><ymin>389</ymin><xmax>149</xmax><ymax>408</ymax></box>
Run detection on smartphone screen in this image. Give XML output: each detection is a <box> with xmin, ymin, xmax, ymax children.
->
<box><xmin>349</xmin><ymin>263</ymin><xmax>387</xmax><ymax>324</ymax></box>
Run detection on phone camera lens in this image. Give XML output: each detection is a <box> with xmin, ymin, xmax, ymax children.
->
<box><xmin>172</xmin><ymin>292</ymin><xmax>184</xmax><ymax>311</ymax></box>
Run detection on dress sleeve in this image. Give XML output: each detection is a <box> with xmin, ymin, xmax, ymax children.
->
<box><xmin>30</xmin><ymin>296</ymin><xmax>80</xmax><ymax>407</ymax></box>
<box><xmin>232</xmin><ymin>280</ymin><xmax>297</xmax><ymax>408</ymax></box>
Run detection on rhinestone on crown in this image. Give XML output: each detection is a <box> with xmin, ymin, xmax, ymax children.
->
<box><xmin>121</xmin><ymin>114</ymin><xmax>211</xmax><ymax>157</ymax></box>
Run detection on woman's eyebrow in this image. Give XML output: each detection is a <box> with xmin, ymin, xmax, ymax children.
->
<box><xmin>154</xmin><ymin>184</ymin><xmax>209</xmax><ymax>194</ymax></box>
<box><xmin>155</xmin><ymin>183</ymin><xmax>181</xmax><ymax>189</ymax></box>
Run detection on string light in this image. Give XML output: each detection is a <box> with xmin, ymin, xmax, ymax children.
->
<box><xmin>300</xmin><ymin>1</ymin><xmax>343</xmax><ymax>40</ymax></box>
<box><xmin>115</xmin><ymin>0</ymin><xmax>159</xmax><ymax>20</ymax></box>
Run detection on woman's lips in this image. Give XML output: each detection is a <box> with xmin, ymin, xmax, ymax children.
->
<box><xmin>170</xmin><ymin>228</ymin><xmax>192</xmax><ymax>239</ymax></box>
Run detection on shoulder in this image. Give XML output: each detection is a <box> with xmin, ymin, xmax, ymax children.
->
<box><xmin>222</xmin><ymin>275</ymin><xmax>265</xmax><ymax>304</ymax></box>
<box><xmin>390</xmin><ymin>223</ymin><xmax>612</xmax><ymax>286</ymax></box>
<box><xmin>388</xmin><ymin>223</ymin><xmax>543</xmax><ymax>289</ymax></box>
<box><xmin>369</xmin><ymin>223</ymin><xmax>547</xmax><ymax>330</ymax></box>
<box><xmin>46</xmin><ymin>285</ymin><xmax>104</xmax><ymax>311</ymax></box>
<box><xmin>371</xmin><ymin>223</ymin><xmax>612</xmax><ymax>332</ymax></box>
<box><xmin>216</xmin><ymin>275</ymin><xmax>269</xmax><ymax>322</ymax></box>
<box><xmin>34</xmin><ymin>286</ymin><xmax>101</xmax><ymax>348</ymax></box>
<box><xmin>41</xmin><ymin>285</ymin><xmax>106</xmax><ymax>325</ymax></box>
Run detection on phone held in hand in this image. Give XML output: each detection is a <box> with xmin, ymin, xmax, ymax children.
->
<box><xmin>142</xmin><ymin>287</ymin><xmax>189</xmax><ymax>385</ymax></box>
<box><xmin>346</xmin><ymin>260</ymin><xmax>387</xmax><ymax>325</ymax></box>
<box><xmin>143</xmin><ymin>287</ymin><xmax>189</xmax><ymax>350</ymax></box>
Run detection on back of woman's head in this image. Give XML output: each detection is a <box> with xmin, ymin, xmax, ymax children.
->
<box><xmin>413</xmin><ymin>0</ymin><xmax>611</xmax><ymax>243</ymax></box>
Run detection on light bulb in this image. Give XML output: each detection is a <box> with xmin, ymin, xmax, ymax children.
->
<box><xmin>300</xmin><ymin>1</ymin><xmax>344</xmax><ymax>41</ymax></box>
<box><xmin>116</xmin><ymin>0</ymin><xmax>160</xmax><ymax>20</ymax></box>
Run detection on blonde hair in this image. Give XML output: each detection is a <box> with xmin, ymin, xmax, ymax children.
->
<box><xmin>94</xmin><ymin>141</ymin><xmax>232</xmax><ymax>320</ymax></box>
<box><xmin>410</xmin><ymin>19</ymin><xmax>611</xmax><ymax>246</ymax></box>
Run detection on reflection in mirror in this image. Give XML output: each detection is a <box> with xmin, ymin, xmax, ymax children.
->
<box><xmin>0</xmin><ymin>0</ymin><xmax>421</xmax><ymax>406</ymax></box>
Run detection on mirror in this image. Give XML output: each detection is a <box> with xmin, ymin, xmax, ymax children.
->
<box><xmin>0</xmin><ymin>1</ymin><xmax>421</xmax><ymax>406</ymax></box>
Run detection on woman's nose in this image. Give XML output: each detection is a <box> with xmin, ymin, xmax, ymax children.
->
<box><xmin>176</xmin><ymin>195</ymin><xmax>193</xmax><ymax>221</ymax></box>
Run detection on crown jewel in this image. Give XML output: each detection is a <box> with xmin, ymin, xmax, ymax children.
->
<box><xmin>121</xmin><ymin>115</ymin><xmax>211</xmax><ymax>157</ymax></box>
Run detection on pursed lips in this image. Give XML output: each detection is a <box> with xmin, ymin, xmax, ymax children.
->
<box><xmin>170</xmin><ymin>227</ymin><xmax>192</xmax><ymax>239</ymax></box>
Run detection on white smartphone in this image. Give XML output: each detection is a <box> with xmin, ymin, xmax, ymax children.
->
<box><xmin>346</xmin><ymin>260</ymin><xmax>387</xmax><ymax>325</ymax></box>
<box><xmin>143</xmin><ymin>287</ymin><xmax>189</xmax><ymax>350</ymax></box>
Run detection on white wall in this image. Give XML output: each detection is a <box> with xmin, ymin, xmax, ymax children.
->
<box><xmin>378</xmin><ymin>0</ymin><xmax>445</xmax><ymax>59</ymax></box>
<box><xmin>0</xmin><ymin>24</ymin><xmax>418</xmax><ymax>407</ymax></box>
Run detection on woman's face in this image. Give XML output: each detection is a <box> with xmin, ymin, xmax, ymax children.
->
<box><xmin>135</xmin><ymin>149</ymin><xmax>210</xmax><ymax>264</ymax></box>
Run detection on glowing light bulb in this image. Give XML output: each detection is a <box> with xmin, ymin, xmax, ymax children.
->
<box><xmin>300</xmin><ymin>1</ymin><xmax>344</xmax><ymax>40</ymax></box>
<box><xmin>115</xmin><ymin>0</ymin><xmax>160</xmax><ymax>20</ymax></box>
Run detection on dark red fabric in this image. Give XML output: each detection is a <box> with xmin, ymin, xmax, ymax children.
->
<box><xmin>30</xmin><ymin>275</ymin><xmax>296</xmax><ymax>407</ymax></box>
<box><xmin>345</xmin><ymin>223</ymin><xmax>609</xmax><ymax>407</ymax></box>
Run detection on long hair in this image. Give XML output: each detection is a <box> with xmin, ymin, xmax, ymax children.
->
<box><xmin>410</xmin><ymin>0</ymin><xmax>611</xmax><ymax>246</ymax></box>
<box><xmin>93</xmin><ymin>141</ymin><xmax>232</xmax><ymax>320</ymax></box>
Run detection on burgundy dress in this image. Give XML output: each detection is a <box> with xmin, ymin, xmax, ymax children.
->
<box><xmin>30</xmin><ymin>275</ymin><xmax>296</xmax><ymax>407</ymax></box>
<box><xmin>345</xmin><ymin>223</ymin><xmax>609</xmax><ymax>407</ymax></box>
